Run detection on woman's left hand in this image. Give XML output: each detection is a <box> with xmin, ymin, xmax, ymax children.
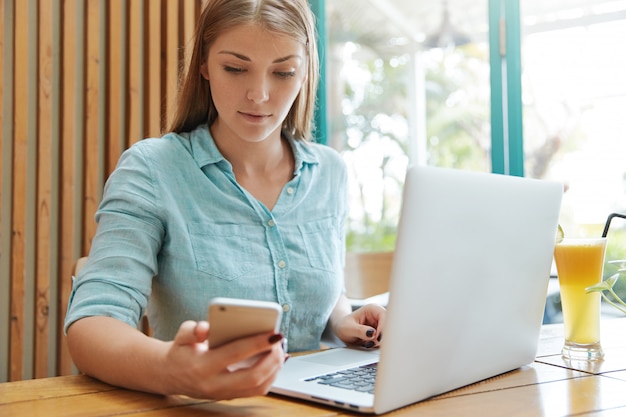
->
<box><xmin>333</xmin><ymin>303</ymin><xmax>386</xmax><ymax>349</ymax></box>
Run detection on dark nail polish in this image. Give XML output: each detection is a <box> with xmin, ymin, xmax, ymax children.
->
<box><xmin>363</xmin><ymin>341</ymin><xmax>375</xmax><ymax>349</ymax></box>
<box><xmin>377</xmin><ymin>333</ymin><xmax>382</xmax><ymax>342</ymax></box>
<box><xmin>268</xmin><ymin>333</ymin><xmax>284</xmax><ymax>344</ymax></box>
<box><xmin>366</xmin><ymin>329</ymin><xmax>375</xmax><ymax>338</ymax></box>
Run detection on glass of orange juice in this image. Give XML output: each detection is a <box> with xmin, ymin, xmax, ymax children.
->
<box><xmin>554</xmin><ymin>237</ymin><xmax>607</xmax><ymax>361</ymax></box>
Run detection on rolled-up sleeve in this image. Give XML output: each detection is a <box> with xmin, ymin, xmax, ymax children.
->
<box><xmin>64</xmin><ymin>143</ymin><xmax>165</xmax><ymax>333</ymax></box>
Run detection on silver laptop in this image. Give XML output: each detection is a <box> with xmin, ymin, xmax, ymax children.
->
<box><xmin>270</xmin><ymin>165</ymin><xmax>563</xmax><ymax>414</ymax></box>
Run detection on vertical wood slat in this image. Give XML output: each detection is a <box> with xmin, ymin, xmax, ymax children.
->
<box><xmin>57</xmin><ymin>0</ymin><xmax>78</xmax><ymax>377</ymax></box>
<box><xmin>24</xmin><ymin>0</ymin><xmax>41</xmax><ymax>381</ymax></box>
<box><xmin>97</xmin><ymin>0</ymin><xmax>107</xmax><ymax>197</ymax></box>
<box><xmin>73</xmin><ymin>0</ymin><xmax>86</xmax><ymax>270</ymax></box>
<box><xmin>35</xmin><ymin>0</ymin><xmax>53</xmax><ymax>379</ymax></box>
<box><xmin>105</xmin><ymin>0</ymin><xmax>125</xmax><ymax>174</ymax></box>
<box><xmin>0</xmin><ymin>0</ymin><xmax>15</xmax><ymax>383</ymax></box>
<box><xmin>118</xmin><ymin>1</ymin><xmax>131</xmax><ymax>155</ymax></box>
<box><xmin>10</xmin><ymin>0</ymin><xmax>29</xmax><ymax>382</ymax></box>
<box><xmin>1</xmin><ymin>0</ymin><xmax>202</xmax><ymax>382</ymax></box>
<box><xmin>165</xmin><ymin>0</ymin><xmax>182</xmax><ymax>132</ymax></box>
<box><xmin>147</xmin><ymin>0</ymin><xmax>163</xmax><ymax>138</ymax></box>
<box><xmin>124</xmin><ymin>0</ymin><xmax>138</xmax><ymax>148</ymax></box>
<box><xmin>128</xmin><ymin>0</ymin><xmax>141</xmax><ymax>147</ymax></box>
<box><xmin>47</xmin><ymin>0</ymin><xmax>62</xmax><ymax>378</ymax></box>
<box><xmin>82</xmin><ymin>0</ymin><xmax>98</xmax><ymax>255</ymax></box>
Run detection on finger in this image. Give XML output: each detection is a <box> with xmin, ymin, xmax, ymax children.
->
<box><xmin>194</xmin><ymin>321</ymin><xmax>210</xmax><ymax>341</ymax></box>
<box><xmin>359</xmin><ymin>304</ymin><xmax>386</xmax><ymax>331</ymax></box>
<box><xmin>358</xmin><ymin>304</ymin><xmax>387</xmax><ymax>326</ymax></box>
<box><xmin>343</xmin><ymin>305</ymin><xmax>386</xmax><ymax>347</ymax></box>
<box><xmin>220</xmin><ymin>345</ymin><xmax>286</xmax><ymax>398</ymax></box>
<box><xmin>210</xmin><ymin>332</ymin><xmax>284</xmax><ymax>365</ymax></box>
<box><xmin>174</xmin><ymin>320</ymin><xmax>200</xmax><ymax>345</ymax></box>
<box><xmin>203</xmin><ymin>343</ymin><xmax>285</xmax><ymax>399</ymax></box>
<box><xmin>357</xmin><ymin>325</ymin><xmax>380</xmax><ymax>348</ymax></box>
<box><xmin>179</xmin><ymin>334</ymin><xmax>285</xmax><ymax>399</ymax></box>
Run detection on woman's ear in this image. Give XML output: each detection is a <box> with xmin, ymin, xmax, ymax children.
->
<box><xmin>200</xmin><ymin>63</ymin><xmax>210</xmax><ymax>81</ymax></box>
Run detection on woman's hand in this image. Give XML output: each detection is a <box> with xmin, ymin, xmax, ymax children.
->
<box><xmin>164</xmin><ymin>320</ymin><xmax>287</xmax><ymax>399</ymax></box>
<box><xmin>67</xmin><ymin>316</ymin><xmax>286</xmax><ymax>401</ymax></box>
<box><xmin>330</xmin><ymin>299</ymin><xmax>386</xmax><ymax>349</ymax></box>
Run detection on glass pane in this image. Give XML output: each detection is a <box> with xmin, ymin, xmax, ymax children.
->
<box><xmin>326</xmin><ymin>0</ymin><xmax>490</xmax><ymax>252</ymax></box>
<box><xmin>521</xmin><ymin>1</ymin><xmax>626</xmax><ymax>321</ymax></box>
<box><xmin>521</xmin><ymin>1</ymin><xmax>626</xmax><ymax>237</ymax></box>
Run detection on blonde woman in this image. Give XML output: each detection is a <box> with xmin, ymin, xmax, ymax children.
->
<box><xmin>65</xmin><ymin>0</ymin><xmax>385</xmax><ymax>400</ymax></box>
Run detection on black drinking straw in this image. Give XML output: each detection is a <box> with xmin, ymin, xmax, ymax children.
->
<box><xmin>602</xmin><ymin>213</ymin><xmax>626</xmax><ymax>238</ymax></box>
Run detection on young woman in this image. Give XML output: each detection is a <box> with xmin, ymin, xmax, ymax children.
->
<box><xmin>65</xmin><ymin>0</ymin><xmax>385</xmax><ymax>400</ymax></box>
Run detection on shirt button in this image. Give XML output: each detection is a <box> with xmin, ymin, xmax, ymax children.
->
<box><xmin>268</xmin><ymin>219</ymin><xmax>276</xmax><ymax>227</ymax></box>
<box><xmin>286</xmin><ymin>187</ymin><xmax>294</xmax><ymax>195</ymax></box>
<box><xmin>282</xmin><ymin>304</ymin><xmax>291</xmax><ymax>312</ymax></box>
<box><xmin>278</xmin><ymin>260</ymin><xmax>286</xmax><ymax>268</ymax></box>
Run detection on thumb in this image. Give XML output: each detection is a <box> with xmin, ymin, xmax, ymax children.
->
<box><xmin>174</xmin><ymin>320</ymin><xmax>206</xmax><ymax>345</ymax></box>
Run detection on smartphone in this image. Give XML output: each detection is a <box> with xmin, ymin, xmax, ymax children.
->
<box><xmin>207</xmin><ymin>297</ymin><xmax>283</xmax><ymax>349</ymax></box>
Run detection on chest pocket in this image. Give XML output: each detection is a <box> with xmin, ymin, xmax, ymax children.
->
<box><xmin>188</xmin><ymin>223</ymin><xmax>255</xmax><ymax>280</ymax></box>
<box><xmin>298</xmin><ymin>217</ymin><xmax>340</xmax><ymax>272</ymax></box>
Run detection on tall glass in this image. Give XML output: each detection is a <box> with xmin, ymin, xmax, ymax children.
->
<box><xmin>554</xmin><ymin>237</ymin><xmax>607</xmax><ymax>361</ymax></box>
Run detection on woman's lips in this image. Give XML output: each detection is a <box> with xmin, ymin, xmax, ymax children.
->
<box><xmin>239</xmin><ymin>111</ymin><xmax>270</xmax><ymax>123</ymax></box>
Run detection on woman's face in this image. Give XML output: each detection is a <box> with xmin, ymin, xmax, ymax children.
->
<box><xmin>201</xmin><ymin>24</ymin><xmax>307</xmax><ymax>145</ymax></box>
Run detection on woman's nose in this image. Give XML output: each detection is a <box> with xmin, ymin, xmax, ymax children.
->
<box><xmin>246</xmin><ymin>77</ymin><xmax>269</xmax><ymax>103</ymax></box>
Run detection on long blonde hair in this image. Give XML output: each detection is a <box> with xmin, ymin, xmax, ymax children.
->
<box><xmin>168</xmin><ymin>0</ymin><xmax>319</xmax><ymax>141</ymax></box>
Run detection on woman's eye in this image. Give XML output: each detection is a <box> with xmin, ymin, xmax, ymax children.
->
<box><xmin>276</xmin><ymin>71</ymin><xmax>296</xmax><ymax>79</ymax></box>
<box><xmin>224</xmin><ymin>66</ymin><xmax>245</xmax><ymax>74</ymax></box>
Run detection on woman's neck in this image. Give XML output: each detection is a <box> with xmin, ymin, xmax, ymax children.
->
<box><xmin>210</xmin><ymin>123</ymin><xmax>295</xmax><ymax>209</ymax></box>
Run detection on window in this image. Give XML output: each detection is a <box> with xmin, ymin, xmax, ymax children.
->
<box><xmin>520</xmin><ymin>0</ymin><xmax>626</xmax><ymax>312</ymax></box>
<box><xmin>324</xmin><ymin>0</ymin><xmax>490</xmax><ymax>251</ymax></box>
<box><xmin>319</xmin><ymin>0</ymin><xmax>626</xmax><ymax>322</ymax></box>
<box><xmin>322</xmin><ymin>0</ymin><xmax>626</xmax><ymax>255</ymax></box>
<box><xmin>521</xmin><ymin>1</ymin><xmax>626</xmax><ymax>238</ymax></box>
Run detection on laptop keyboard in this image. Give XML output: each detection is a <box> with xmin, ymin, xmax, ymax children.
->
<box><xmin>304</xmin><ymin>363</ymin><xmax>378</xmax><ymax>394</ymax></box>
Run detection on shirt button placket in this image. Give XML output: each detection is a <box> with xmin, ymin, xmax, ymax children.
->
<box><xmin>265</xmin><ymin>216</ymin><xmax>291</xmax><ymax>339</ymax></box>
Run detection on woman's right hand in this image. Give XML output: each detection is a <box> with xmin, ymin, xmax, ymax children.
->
<box><xmin>163</xmin><ymin>320</ymin><xmax>287</xmax><ymax>400</ymax></box>
<box><xmin>66</xmin><ymin>316</ymin><xmax>286</xmax><ymax>401</ymax></box>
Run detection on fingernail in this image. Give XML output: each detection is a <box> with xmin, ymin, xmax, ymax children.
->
<box><xmin>363</xmin><ymin>341</ymin><xmax>375</xmax><ymax>349</ymax></box>
<box><xmin>268</xmin><ymin>333</ymin><xmax>284</xmax><ymax>344</ymax></box>
<box><xmin>377</xmin><ymin>333</ymin><xmax>382</xmax><ymax>342</ymax></box>
<box><xmin>366</xmin><ymin>329</ymin><xmax>375</xmax><ymax>338</ymax></box>
<box><xmin>284</xmin><ymin>354</ymin><xmax>290</xmax><ymax>363</ymax></box>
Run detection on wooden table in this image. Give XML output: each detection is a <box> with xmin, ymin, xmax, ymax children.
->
<box><xmin>3</xmin><ymin>318</ymin><xmax>626</xmax><ymax>416</ymax></box>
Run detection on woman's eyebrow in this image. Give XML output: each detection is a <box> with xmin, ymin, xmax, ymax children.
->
<box><xmin>272</xmin><ymin>54</ymin><xmax>302</xmax><ymax>64</ymax></box>
<box><xmin>217</xmin><ymin>50</ymin><xmax>302</xmax><ymax>63</ymax></box>
<box><xmin>218</xmin><ymin>50</ymin><xmax>250</xmax><ymax>61</ymax></box>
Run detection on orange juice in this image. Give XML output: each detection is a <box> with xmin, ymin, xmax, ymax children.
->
<box><xmin>554</xmin><ymin>238</ymin><xmax>606</xmax><ymax>348</ymax></box>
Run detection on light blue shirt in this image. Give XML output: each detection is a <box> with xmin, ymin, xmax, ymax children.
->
<box><xmin>64</xmin><ymin>125</ymin><xmax>347</xmax><ymax>352</ymax></box>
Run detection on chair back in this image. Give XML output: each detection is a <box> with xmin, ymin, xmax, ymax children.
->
<box><xmin>344</xmin><ymin>251</ymin><xmax>394</xmax><ymax>300</ymax></box>
<box><xmin>72</xmin><ymin>257</ymin><xmax>89</xmax><ymax>276</ymax></box>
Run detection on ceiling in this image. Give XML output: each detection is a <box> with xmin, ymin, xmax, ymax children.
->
<box><xmin>326</xmin><ymin>0</ymin><xmax>626</xmax><ymax>52</ymax></box>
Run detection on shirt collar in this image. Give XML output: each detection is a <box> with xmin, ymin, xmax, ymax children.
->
<box><xmin>184</xmin><ymin>125</ymin><xmax>320</xmax><ymax>176</ymax></box>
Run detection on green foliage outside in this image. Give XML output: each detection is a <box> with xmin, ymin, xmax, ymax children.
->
<box><xmin>603</xmin><ymin>227</ymin><xmax>626</xmax><ymax>305</ymax></box>
<box><xmin>329</xmin><ymin>40</ymin><xmax>491</xmax><ymax>252</ymax></box>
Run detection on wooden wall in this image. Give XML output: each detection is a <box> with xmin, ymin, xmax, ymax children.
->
<box><xmin>0</xmin><ymin>0</ymin><xmax>203</xmax><ymax>382</ymax></box>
